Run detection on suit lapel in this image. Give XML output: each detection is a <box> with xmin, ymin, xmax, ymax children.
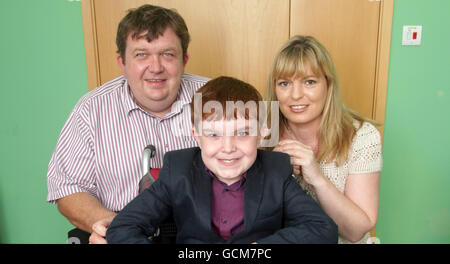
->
<box><xmin>243</xmin><ymin>154</ymin><xmax>264</xmax><ymax>233</ymax></box>
<box><xmin>192</xmin><ymin>152</ymin><xmax>213</xmax><ymax>233</ymax></box>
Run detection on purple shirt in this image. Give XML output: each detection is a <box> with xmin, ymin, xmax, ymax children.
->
<box><xmin>207</xmin><ymin>169</ymin><xmax>246</xmax><ymax>240</ymax></box>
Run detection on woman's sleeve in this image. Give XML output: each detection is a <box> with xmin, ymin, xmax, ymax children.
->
<box><xmin>348</xmin><ymin>122</ymin><xmax>383</xmax><ymax>174</ymax></box>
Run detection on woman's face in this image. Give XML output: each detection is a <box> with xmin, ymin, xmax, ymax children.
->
<box><xmin>275</xmin><ymin>63</ymin><xmax>328</xmax><ymax>127</ymax></box>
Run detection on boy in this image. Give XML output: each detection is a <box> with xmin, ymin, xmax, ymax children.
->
<box><xmin>106</xmin><ymin>76</ymin><xmax>337</xmax><ymax>243</ymax></box>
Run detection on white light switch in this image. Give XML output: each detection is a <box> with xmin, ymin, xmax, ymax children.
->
<box><xmin>402</xmin><ymin>25</ymin><xmax>422</xmax><ymax>46</ymax></box>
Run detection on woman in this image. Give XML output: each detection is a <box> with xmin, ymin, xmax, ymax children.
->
<box><xmin>265</xmin><ymin>35</ymin><xmax>382</xmax><ymax>244</ymax></box>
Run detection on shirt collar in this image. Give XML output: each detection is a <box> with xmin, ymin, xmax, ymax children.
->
<box><xmin>121</xmin><ymin>78</ymin><xmax>140</xmax><ymax>113</ymax></box>
<box><xmin>206</xmin><ymin>167</ymin><xmax>247</xmax><ymax>190</ymax></box>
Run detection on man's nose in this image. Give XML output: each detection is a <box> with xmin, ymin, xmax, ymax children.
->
<box><xmin>147</xmin><ymin>55</ymin><xmax>163</xmax><ymax>73</ymax></box>
<box><xmin>222</xmin><ymin>136</ymin><xmax>236</xmax><ymax>153</ymax></box>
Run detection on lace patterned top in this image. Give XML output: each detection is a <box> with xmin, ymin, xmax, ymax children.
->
<box><xmin>295</xmin><ymin>121</ymin><xmax>383</xmax><ymax>244</ymax></box>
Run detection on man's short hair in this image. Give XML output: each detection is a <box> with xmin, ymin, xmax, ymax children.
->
<box><xmin>190</xmin><ymin>76</ymin><xmax>263</xmax><ymax>129</ymax></box>
<box><xmin>116</xmin><ymin>4</ymin><xmax>190</xmax><ymax>63</ymax></box>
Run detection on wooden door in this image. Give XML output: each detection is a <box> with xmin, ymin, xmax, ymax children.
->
<box><xmin>291</xmin><ymin>0</ymin><xmax>380</xmax><ymax>119</ymax></box>
<box><xmin>81</xmin><ymin>0</ymin><xmax>392</xmax><ymax>133</ymax></box>
<box><xmin>83</xmin><ymin>0</ymin><xmax>290</xmax><ymax>95</ymax></box>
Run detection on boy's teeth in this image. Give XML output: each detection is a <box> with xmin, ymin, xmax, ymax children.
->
<box><xmin>221</xmin><ymin>159</ymin><xmax>236</xmax><ymax>163</ymax></box>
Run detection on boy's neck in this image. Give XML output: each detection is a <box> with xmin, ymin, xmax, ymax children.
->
<box><xmin>205</xmin><ymin>167</ymin><xmax>247</xmax><ymax>186</ymax></box>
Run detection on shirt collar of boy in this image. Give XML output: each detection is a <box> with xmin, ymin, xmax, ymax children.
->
<box><xmin>205</xmin><ymin>167</ymin><xmax>247</xmax><ymax>192</ymax></box>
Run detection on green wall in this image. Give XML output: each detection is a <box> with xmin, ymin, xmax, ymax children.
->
<box><xmin>376</xmin><ymin>0</ymin><xmax>450</xmax><ymax>243</ymax></box>
<box><xmin>0</xmin><ymin>0</ymin><xmax>87</xmax><ymax>243</ymax></box>
<box><xmin>0</xmin><ymin>0</ymin><xmax>448</xmax><ymax>243</ymax></box>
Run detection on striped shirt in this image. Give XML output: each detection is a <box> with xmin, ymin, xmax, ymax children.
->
<box><xmin>47</xmin><ymin>73</ymin><xmax>209</xmax><ymax>211</ymax></box>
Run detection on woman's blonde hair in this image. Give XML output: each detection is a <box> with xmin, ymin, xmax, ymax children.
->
<box><xmin>264</xmin><ymin>35</ymin><xmax>378</xmax><ymax>166</ymax></box>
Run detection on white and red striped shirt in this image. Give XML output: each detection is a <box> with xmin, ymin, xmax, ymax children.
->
<box><xmin>47</xmin><ymin>73</ymin><xmax>209</xmax><ymax>211</ymax></box>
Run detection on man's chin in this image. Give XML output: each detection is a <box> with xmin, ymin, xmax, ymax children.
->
<box><xmin>138</xmin><ymin>100</ymin><xmax>173</xmax><ymax>116</ymax></box>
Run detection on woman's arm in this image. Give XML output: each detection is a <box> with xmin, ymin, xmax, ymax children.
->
<box><xmin>275</xmin><ymin>139</ymin><xmax>380</xmax><ymax>242</ymax></box>
<box><xmin>312</xmin><ymin>171</ymin><xmax>379</xmax><ymax>242</ymax></box>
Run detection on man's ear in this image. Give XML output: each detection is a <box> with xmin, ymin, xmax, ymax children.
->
<box><xmin>117</xmin><ymin>53</ymin><xmax>125</xmax><ymax>73</ymax></box>
<box><xmin>183</xmin><ymin>53</ymin><xmax>189</xmax><ymax>67</ymax></box>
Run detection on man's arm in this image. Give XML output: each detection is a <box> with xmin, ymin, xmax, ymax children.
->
<box><xmin>57</xmin><ymin>193</ymin><xmax>116</xmax><ymax>233</ymax></box>
<box><xmin>49</xmin><ymin>99</ymin><xmax>114</xmax><ymax>239</ymax></box>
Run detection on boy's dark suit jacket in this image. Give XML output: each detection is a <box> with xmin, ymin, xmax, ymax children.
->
<box><xmin>106</xmin><ymin>147</ymin><xmax>338</xmax><ymax>244</ymax></box>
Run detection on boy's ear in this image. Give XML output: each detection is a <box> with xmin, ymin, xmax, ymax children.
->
<box><xmin>192</xmin><ymin>126</ymin><xmax>201</xmax><ymax>145</ymax></box>
<box><xmin>260</xmin><ymin>123</ymin><xmax>270</xmax><ymax>137</ymax></box>
<box><xmin>258</xmin><ymin>123</ymin><xmax>270</xmax><ymax>146</ymax></box>
<box><xmin>258</xmin><ymin>122</ymin><xmax>280</xmax><ymax>148</ymax></box>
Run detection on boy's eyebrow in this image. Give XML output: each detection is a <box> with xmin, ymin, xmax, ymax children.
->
<box><xmin>215</xmin><ymin>126</ymin><xmax>252</xmax><ymax>132</ymax></box>
<box><xmin>201</xmin><ymin>126</ymin><xmax>250</xmax><ymax>131</ymax></box>
<box><xmin>235</xmin><ymin>125</ymin><xmax>250</xmax><ymax>130</ymax></box>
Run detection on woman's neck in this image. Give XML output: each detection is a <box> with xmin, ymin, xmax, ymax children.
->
<box><xmin>284</xmin><ymin>118</ymin><xmax>321</xmax><ymax>151</ymax></box>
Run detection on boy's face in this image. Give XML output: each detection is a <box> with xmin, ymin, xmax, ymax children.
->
<box><xmin>193</xmin><ymin>117</ymin><xmax>260</xmax><ymax>186</ymax></box>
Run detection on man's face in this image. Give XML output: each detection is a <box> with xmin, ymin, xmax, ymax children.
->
<box><xmin>118</xmin><ymin>27</ymin><xmax>188</xmax><ymax>117</ymax></box>
<box><xmin>193</xmin><ymin>118</ymin><xmax>260</xmax><ymax>186</ymax></box>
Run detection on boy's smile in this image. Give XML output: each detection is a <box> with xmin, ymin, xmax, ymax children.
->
<box><xmin>193</xmin><ymin>118</ymin><xmax>260</xmax><ymax>186</ymax></box>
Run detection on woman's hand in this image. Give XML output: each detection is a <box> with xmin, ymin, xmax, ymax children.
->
<box><xmin>274</xmin><ymin>139</ymin><xmax>324</xmax><ymax>187</ymax></box>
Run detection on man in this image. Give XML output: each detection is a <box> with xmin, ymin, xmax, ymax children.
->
<box><xmin>47</xmin><ymin>4</ymin><xmax>208</xmax><ymax>243</ymax></box>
